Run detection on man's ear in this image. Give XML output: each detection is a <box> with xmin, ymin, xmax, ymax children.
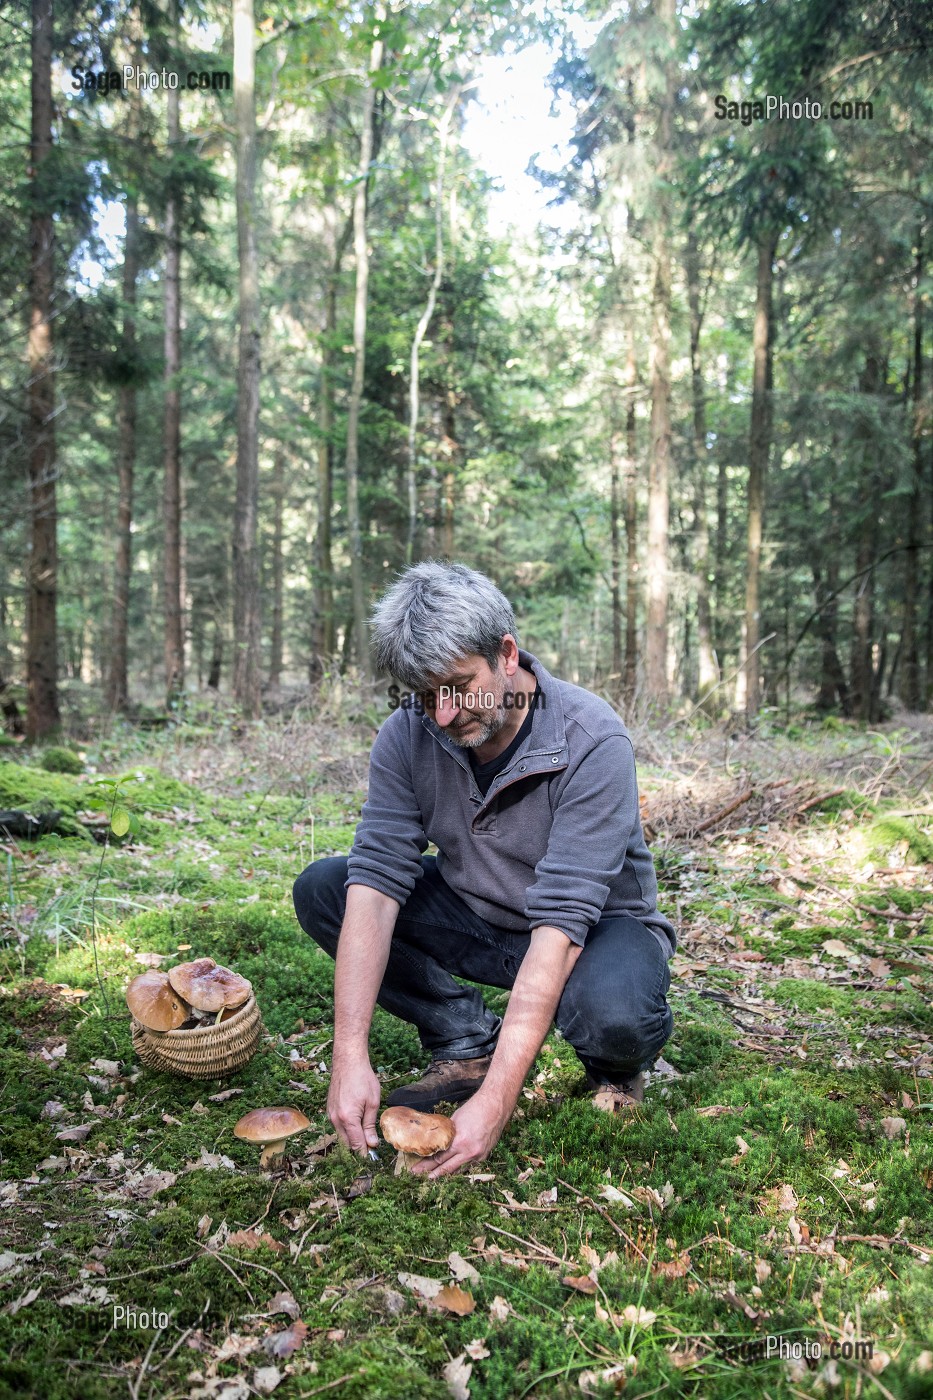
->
<box><xmin>499</xmin><ymin>634</ymin><xmax>520</xmax><ymax>675</ymax></box>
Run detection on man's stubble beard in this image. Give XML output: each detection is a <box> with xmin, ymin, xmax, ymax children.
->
<box><xmin>444</xmin><ymin>667</ymin><xmax>514</xmax><ymax>750</ymax></box>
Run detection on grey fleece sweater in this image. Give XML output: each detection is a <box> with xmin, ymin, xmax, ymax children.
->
<box><xmin>346</xmin><ymin>649</ymin><xmax>676</xmax><ymax>954</ymax></box>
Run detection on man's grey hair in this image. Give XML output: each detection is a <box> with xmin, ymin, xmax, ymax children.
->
<box><xmin>370</xmin><ymin>560</ymin><xmax>518</xmax><ymax>690</ymax></box>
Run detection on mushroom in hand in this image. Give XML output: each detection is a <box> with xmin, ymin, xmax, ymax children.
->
<box><xmin>126</xmin><ymin>970</ymin><xmax>189</xmax><ymax>1031</ymax></box>
<box><xmin>234</xmin><ymin>1106</ymin><xmax>311</xmax><ymax>1169</ymax></box>
<box><xmin>379</xmin><ymin>1106</ymin><xmax>455</xmax><ymax>1175</ymax></box>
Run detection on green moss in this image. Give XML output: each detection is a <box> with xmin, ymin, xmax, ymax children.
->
<box><xmin>867</xmin><ymin>815</ymin><xmax>933</xmax><ymax>865</ymax></box>
<box><xmin>40</xmin><ymin>746</ymin><xmax>84</xmax><ymax>774</ymax></box>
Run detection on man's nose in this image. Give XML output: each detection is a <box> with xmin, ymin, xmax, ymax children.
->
<box><xmin>434</xmin><ymin>692</ymin><xmax>461</xmax><ymax>726</ymax></box>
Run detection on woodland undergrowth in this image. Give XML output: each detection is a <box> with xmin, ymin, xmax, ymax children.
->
<box><xmin>0</xmin><ymin>704</ymin><xmax>931</xmax><ymax>1400</ymax></box>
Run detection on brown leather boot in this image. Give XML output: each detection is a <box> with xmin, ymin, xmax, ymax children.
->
<box><xmin>584</xmin><ymin>1068</ymin><xmax>646</xmax><ymax>1111</ymax></box>
<box><xmin>385</xmin><ymin>1054</ymin><xmax>494</xmax><ymax>1112</ymax></box>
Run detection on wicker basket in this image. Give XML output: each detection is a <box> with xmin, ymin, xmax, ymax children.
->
<box><xmin>131</xmin><ymin>992</ymin><xmax>263</xmax><ymax>1079</ymax></box>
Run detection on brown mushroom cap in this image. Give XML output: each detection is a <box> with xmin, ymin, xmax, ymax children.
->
<box><xmin>379</xmin><ymin>1106</ymin><xmax>455</xmax><ymax>1157</ymax></box>
<box><xmin>170</xmin><ymin>959</ymin><xmax>251</xmax><ymax>1013</ymax></box>
<box><xmin>167</xmin><ymin>957</ymin><xmax>216</xmax><ymax>999</ymax></box>
<box><xmin>233</xmin><ymin>1107</ymin><xmax>311</xmax><ymax>1145</ymax></box>
<box><xmin>126</xmin><ymin>970</ymin><xmax>189</xmax><ymax>1031</ymax></box>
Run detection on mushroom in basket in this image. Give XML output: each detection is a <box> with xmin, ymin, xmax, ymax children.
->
<box><xmin>125</xmin><ymin>971</ymin><xmax>189</xmax><ymax>1031</ymax></box>
<box><xmin>169</xmin><ymin>958</ymin><xmax>252</xmax><ymax>1025</ymax></box>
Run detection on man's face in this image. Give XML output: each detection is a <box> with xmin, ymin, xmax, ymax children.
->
<box><xmin>426</xmin><ymin>651</ymin><xmax>516</xmax><ymax>749</ymax></box>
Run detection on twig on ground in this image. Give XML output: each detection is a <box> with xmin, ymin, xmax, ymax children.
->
<box><xmin>481</xmin><ymin>1221</ymin><xmax>563</xmax><ymax>1264</ymax></box>
<box><xmin>554</xmin><ymin>1178</ymin><xmax>651</xmax><ymax>1264</ymax></box>
<box><xmin>795</xmin><ymin>787</ymin><xmax>847</xmax><ymax>816</ymax></box>
<box><xmin>201</xmin><ymin>1249</ymin><xmax>254</xmax><ymax>1303</ymax></box>
<box><xmin>128</xmin><ymin>1313</ymin><xmax>167</xmax><ymax>1400</ymax></box>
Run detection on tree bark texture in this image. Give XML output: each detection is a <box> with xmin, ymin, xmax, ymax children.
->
<box><xmin>851</xmin><ymin>350</ymin><xmax>883</xmax><ymax>722</ymax></box>
<box><xmin>738</xmin><ymin>233</ymin><xmax>776</xmax><ymax>720</ymax></box>
<box><xmin>233</xmin><ymin>0</ymin><xmax>262</xmax><ymax>717</ymax></box>
<box><xmin>163</xmin><ymin>11</ymin><xmax>184</xmax><ymax>707</ymax></box>
<box><xmin>685</xmin><ymin>230</ymin><xmax>719</xmax><ymax>700</ymax></box>
<box><xmin>344</xmin><ymin>5</ymin><xmax>385</xmax><ymax>677</ymax></box>
<box><xmin>108</xmin><ymin>193</ymin><xmax>139</xmax><ymax>713</ymax></box>
<box><xmin>26</xmin><ymin>0</ymin><xmax>59</xmax><ymax>741</ymax></box>
<box><xmin>406</xmin><ymin>89</ymin><xmax>457</xmax><ymax>563</ymax></box>
<box><xmin>268</xmin><ymin>448</ymin><xmax>284</xmax><ymax>686</ymax></box>
<box><xmin>644</xmin><ymin>0</ymin><xmax>675</xmax><ymax>707</ymax></box>
<box><xmin>900</xmin><ymin>222</ymin><xmax>923</xmax><ymax>710</ymax></box>
<box><xmin>623</xmin><ymin>343</ymin><xmax>639</xmax><ymax>710</ymax></box>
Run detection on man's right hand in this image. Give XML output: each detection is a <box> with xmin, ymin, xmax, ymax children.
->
<box><xmin>327</xmin><ymin>1056</ymin><xmax>381</xmax><ymax>1155</ymax></box>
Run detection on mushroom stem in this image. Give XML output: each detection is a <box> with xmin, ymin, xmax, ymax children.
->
<box><xmin>394</xmin><ymin>1150</ymin><xmax>422</xmax><ymax>1175</ymax></box>
<box><xmin>259</xmin><ymin>1139</ymin><xmax>287</xmax><ymax>1169</ymax></box>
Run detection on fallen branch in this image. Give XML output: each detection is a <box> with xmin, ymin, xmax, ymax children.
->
<box><xmin>693</xmin><ymin>789</ymin><xmax>755</xmax><ymax>834</ymax></box>
<box><xmin>795</xmin><ymin>787</ymin><xmax>846</xmax><ymax>816</ymax></box>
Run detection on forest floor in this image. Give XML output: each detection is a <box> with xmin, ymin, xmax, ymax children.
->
<box><xmin>1</xmin><ymin>702</ymin><xmax>932</xmax><ymax>1400</ymax></box>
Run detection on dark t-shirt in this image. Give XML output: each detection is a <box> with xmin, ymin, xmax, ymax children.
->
<box><xmin>468</xmin><ymin>684</ymin><xmax>541</xmax><ymax>797</ymax></box>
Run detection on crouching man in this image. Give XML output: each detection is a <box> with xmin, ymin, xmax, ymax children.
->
<box><xmin>292</xmin><ymin>561</ymin><xmax>675</xmax><ymax>1178</ymax></box>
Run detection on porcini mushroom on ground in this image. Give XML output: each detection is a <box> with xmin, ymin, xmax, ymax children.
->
<box><xmin>379</xmin><ymin>1106</ymin><xmax>455</xmax><ymax>1175</ymax></box>
<box><xmin>234</xmin><ymin>1107</ymin><xmax>311</xmax><ymax>1168</ymax></box>
<box><xmin>126</xmin><ymin>970</ymin><xmax>189</xmax><ymax>1031</ymax></box>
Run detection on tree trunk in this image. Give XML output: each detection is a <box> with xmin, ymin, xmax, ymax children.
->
<box><xmin>609</xmin><ymin>427</ymin><xmax>623</xmax><ymax>692</ymax></box>
<box><xmin>900</xmin><ymin>221</ymin><xmax>923</xmax><ymax>711</ymax></box>
<box><xmin>344</xmin><ymin>5</ymin><xmax>385</xmax><ymax>677</ymax></box>
<box><xmin>644</xmin><ymin>0</ymin><xmax>675</xmax><ymax>707</ymax></box>
<box><xmin>26</xmin><ymin>0</ymin><xmax>59</xmax><ymax>741</ymax></box>
<box><xmin>268</xmin><ymin>448</ymin><xmax>284</xmax><ymax>687</ymax></box>
<box><xmin>311</xmin><ymin>207</ymin><xmax>349</xmax><ymax>679</ymax></box>
<box><xmin>685</xmin><ymin>231</ymin><xmax>719</xmax><ymax>701</ymax></box>
<box><xmin>851</xmin><ymin>351</ymin><xmax>883</xmax><ymax>722</ymax></box>
<box><xmin>232</xmin><ymin>0</ymin><xmax>262</xmax><ymax>718</ymax></box>
<box><xmin>107</xmin><ymin>193</ymin><xmax>139</xmax><ymax>714</ymax></box>
<box><xmin>406</xmin><ymin>90</ymin><xmax>457</xmax><ymax>563</ymax></box>
<box><xmin>207</xmin><ymin>619</ymin><xmax>223</xmax><ymax>690</ymax></box>
<box><xmin>622</xmin><ymin>343</ymin><xmax>639</xmax><ymax>710</ymax></box>
<box><xmin>737</xmin><ymin>234</ymin><xmax>776</xmax><ymax>720</ymax></box>
<box><xmin>163</xmin><ymin>7</ymin><xmax>184</xmax><ymax>708</ymax></box>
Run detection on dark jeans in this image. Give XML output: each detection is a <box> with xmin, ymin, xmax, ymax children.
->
<box><xmin>292</xmin><ymin>855</ymin><xmax>673</xmax><ymax>1080</ymax></box>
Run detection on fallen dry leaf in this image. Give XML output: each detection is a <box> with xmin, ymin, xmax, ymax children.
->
<box><xmin>252</xmin><ymin>1365</ymin><xmax>282</xmax><ymax>1396</ymax></box>
<box><xmin>562</xmin><ymin>1274</ymin><xmax>598</xmax><ymax>1295</ymax></box>
<box><xmin>822</xmin><ymin>938</ymin><xmax>856</xmax><ymax>959</ymax></box>
<box><xmin>598</xmin><ymin>1184</ymin><xmax>634</xmax><ymax>1208</ymax></box>
<box><xmin>2</xmin><ymin>1286</ymin><xmax>42</xmax><ymax>1316</ymax></box>
<box><xmin>208</xmin><ymin>1088</ymin><xmax>243</xmax><ymax>1103</ymax></box>
<box><xmin>465</xmin><ymin>1339</ymin><xmax>490</xmax><ymax>1359</ymax></box>
<box><xmin>448</xmin><ymin>1252</ymin><xmax>481</xmax><ymax>1285</ymax></box>
<box><xmin>653</xmin><ymin>1251</ymin><xmax>691</xmax><ymax>1279</ymax></box>
<box><xmin>228</xmin><ymin>1230</ymin><xmax>284</xmax><ymax>1254</ymax></box>
<box><xmin>266</xmin><ymin>1291</ymin><xmax>300</xmax><ymax>1319</ymax></box>
<box><xmin>263</xmin><ymin>1320</ymin><xmax>307</xmax><ymax>1360</ymax></box>
<box><xmin>429</xmin><ymin>1285</ymin><xmax>475</xmax><ymax>1316</ymax></box>
<box><xmin>488</xmin><ymin>1296</ymin><xmax>513</xmax><ymax>1321</ymax></box>
<box><xmin>443</xmin><ymin>1354</ymin><xmax>473</xmax><ymax>1400</ymax></box>
<box><xmin>55</xmin><ymin>1124</ymin><xmax>92</xmax><ymax>1143</ymax></box>
<box><xmin>398</xmin><ymin>1272</ymin><xmax>442</xmax><ymax>1300</ymax></box>
<box><xmin>881</xmin><ymin>1117</ymin><xmax>907</xmax><ymax>1141</ymax></box>
<box><xmin>621</xmin><ymin>1305</ymin><xmax>656</xmax><ymax>1327</ymax></box>
<box><xmin>696</xmin><ymin>1105</ymin><xmax>738</xmax><ymax>1118</ymax></box>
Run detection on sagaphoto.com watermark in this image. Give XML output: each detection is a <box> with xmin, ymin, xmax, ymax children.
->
<box><xmin>715</xmin><ymin>1334</ymin><xmax>874</xmax><ymax>1366</ymax></box>
<box><xmin>66</xmin><ymin>65</ymin><xmax>231</xmax><ymax>94</ymax></box>
<box><xmin>714</xmin><ymin>93</ymin><xmax>873</xmax><ymax>126</ymax></box>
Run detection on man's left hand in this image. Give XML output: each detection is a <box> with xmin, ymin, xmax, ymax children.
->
<box><xmin>409</xmin><ymin>1090</ymin><xmax>512</xmax><ymax>1178</ymax></box>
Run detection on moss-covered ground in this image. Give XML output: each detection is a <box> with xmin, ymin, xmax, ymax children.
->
<box><xmin>1</xmin><ymin>711</ymin><xmax>931</xmax><ymax>1399</ymax></box>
